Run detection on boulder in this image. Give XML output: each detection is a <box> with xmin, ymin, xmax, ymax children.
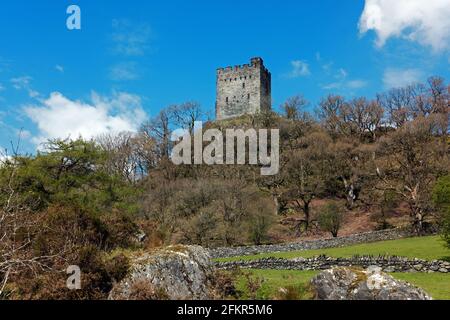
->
<box><xmin>109</xmin><ymin>245</ymin><xmax>214</xmax><ymax>300</ymax></box>
<box><xmin>311</xmin><ymin>266</ymin><xmax>432</xmax><ymax>300</ymax></box>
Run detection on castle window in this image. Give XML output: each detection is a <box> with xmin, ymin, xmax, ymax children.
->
<box><xmin>242</xmin><ymin>83</ymin><xmax>245</xmax><ymax>89</ymax></box>
<box><xmin>248</xmin><ymin>94</ymin><xmax>250</xmax><ymax>99</ymax></box>
<box><xmin>226</xmin><ymin>97</ymin><xmax>229</xmax><ymax>103</ymax></box>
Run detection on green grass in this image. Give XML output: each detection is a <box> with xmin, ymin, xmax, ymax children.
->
<box><xmin>237</xmin><ymin>269</ymin><xmax>450</xmax><ymax>300</ymax></box>
<box><xmin>235</xmin><ymin>270</ymin><xmax>319</xmax><ymax>300</ymax></box>
<box><xmin>227</xmin><ymin>236</ymin><xmax>450</xmax><ymax>300</ymax></box>
<box><xmin>391</xmin><ymin>273</ymin><xmax>450</xmax><ymax>300</ymax></box>
<box><xmin>217</xmin><ymin>236</ymin><xmax>450</xmax><ymax>262</ymax></box>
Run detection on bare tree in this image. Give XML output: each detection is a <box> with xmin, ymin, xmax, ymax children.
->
<box><xmin>171</xmin><ymin>102</ymin><xmax>203</xmax><ymax>134</ymax></box>
<box><xmin>98</xmin><ymin>132</ymin><xmax>137</xmax><ymax>182</ymax></box>
<box><xmin>326</xmin><ymin>138</ymin><xmax>376</xmax><ymax>209</ymax></box>
<box><xmin>141</xmin><ymin>107</ymin><xmax>174</xmax><ymax>161</ymax></box>
<box><xmin>427</xmin><ymin>76</ymin><xmax>449</xmax><ymax>115</ymax></box>
<box><xmin>317</xmin><ymin>94</ymin><xmax>346</xmax><ymax>137</ymax></box>
<box><xmin>374</xmin><ymin>116</ymin><xmax>449</xmax><ymax>234</ymax></box>
<box><xmin>0</xmin><ymin>137</ymin><xmax>58</xmax><ymax>297</ymax></box>
<box><xmin>377</xmin><ymin>85</ymin><xmax>418</xmax><ymax>128</ymax></box>
<box><xmin>284</xmin><ymin>130</ymin><xmax>331</xmax><ymax>233</ymax></box>
<box><xmin>281</xmin><ymin>95</ymin><xmax>309</xmax><ymax>121</ymax></box>
<box><xmin>346</xmin><ymin>98</ymin><xmax>384</xmax><ymax>141</ymax></box>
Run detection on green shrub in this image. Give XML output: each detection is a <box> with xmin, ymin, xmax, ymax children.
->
<box><xmin>318</xmin><ymin>202</ymin><xmax>344</xmax><ymax>238</ymax></box>
<box><xmin>433</xmin><ymin>175</ymin><xmax>450</xmax><ymax>247</ymax></box>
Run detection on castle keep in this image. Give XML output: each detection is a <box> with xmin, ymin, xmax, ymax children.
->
<box><xmin>216</xmin><ymin>57</ymin><xmax>272</xmax><ymax>120</ymax></box>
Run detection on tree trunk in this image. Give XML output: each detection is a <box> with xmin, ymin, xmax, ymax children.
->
<box><xmin>303</xmin><ymin>201</ymin><xmax>311</xmax><ymax>231</ymax></box>
<box><xmin>342</xmin><ymin>177</ymin><xmax>357</xmax><ymax>209</ymax></box>
<box><xmin>273</xmin><ymin>195</ymin><xmax>280</xmax><ymax>215</ymax></box>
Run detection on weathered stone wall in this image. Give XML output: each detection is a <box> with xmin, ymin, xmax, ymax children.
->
<box><xmin>216</xmin><ymin>57</ymin><xmax>271</xmax><ymax>120</ymax></box>
<box><xmin>209</xmin><ymin>228</ymin><xmax>426</xmax><ymax>259</ymax></box>
<box><xmin>216</xmin><ymin>256</ymin><xmax>450</xmax><ymax>273</ymax></box>
<box><xmin>259</xmin><ymin>61</ymin><xmax>271</xmax><ymax>113</ymax></box>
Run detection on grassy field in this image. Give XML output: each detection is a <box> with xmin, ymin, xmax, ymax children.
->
<box><xmin>217</xmin><ymin>236</ymin><xmax>450</xmax><ymax>262</ymax></box>
<box><xmin>236</xmin><ymin>269</ymin><xmax>450</xmax><ymax>300</ymax></box>
<box><xmin>228</xmin><ymin>236</ymin><xmax>450</xmax><ymax>300</ymax></box>
<box><xmin>235</xmin><ymin>270</ymin><xmax>318</xmax><ymax>300</ymax></box>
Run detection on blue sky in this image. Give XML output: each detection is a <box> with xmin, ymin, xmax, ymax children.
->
<box><xmin>0</xmin><ymin>0</ymin><xmax>449</xmax><ymax>154</ymax></box>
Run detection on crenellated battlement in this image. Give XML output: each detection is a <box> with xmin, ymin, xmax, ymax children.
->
<box><xmin>216</xmin><ymin>57</ymin><xmax>272</xmax><ymax>120</ymax></box>
<box><xmin>217</xmin><ymin>57</ymin><xmax>268</xmax><ymax>74</ymax></box>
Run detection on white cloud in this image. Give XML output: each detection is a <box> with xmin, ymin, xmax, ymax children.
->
<box><xmin>112</xmin><ymin>19</ymin><xmax>152</xmax><ymax>56</ymax></box>
<box><xmin>322</xmin><ymin>68</ymin><xmax>368</xmax><ymax>91</ymax></box>
<box><xmin>383</xmin><ymin>68</ymin><xmax>423</xmax><ymax>89</ymax></box>
<box><xmin>110</xmin><ymin>62</ymin><xmax>139</xmax><ymax>81</ymax></box>
<box><xmin>11</xmin><ymin>76</ymin><xmax>32</xmax><ymax>90</ymax></box>
<box><xmin>24</xmin><ymin>91</ymin><xmax>147</xmax><ymax>145</ymax></box>
<box><xmin>359</xmin><ymin>0</ymin><xmax>450</xmax><ymax>52</ymax></box>
<box><xmin>55</xmin><ymin>65</ymin><xmax>64</xmax><ymax>73</ymax></box>
<box><xmin>337</xmin><ymin>68</ymin><xmax>348</xmax><ymax>79</ymax></box>
<box><xmin>322</xmin><ymin>82</ymin><xmax>341</xmax><ymax>90</ymax></box>
<box><xmin>347</xmin><ymin>80</ymin><xmax>368</xmax><ymax>89</ymax></box>
<box><xmin>11</xmin><ymin>76</ymin><xmax>40</xmax><ymax>98</ymax></box>
<box><xmin>286</xmin><ymin>60</ymin><xmax>311</xmax><ymax>78</ymax></box>
<box><xmin>0</xmin><ymin>154</ymin><xmax>10</xmax><ymax>165</ymax></box>
<box><xmin>0</xmin><ymin>145</ymin><xmax>11</xmax><ymax>164</ymax></box>
<box><xmin>18</xmin><ymin>129</ymin><xmax>31</xmax><ymax>140</ymax></box>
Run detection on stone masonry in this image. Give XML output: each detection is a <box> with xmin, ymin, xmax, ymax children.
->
<box><xmin>215</xmin><ymin>256</ymin><xmax>450</xmax><ymax>274</ymax></box>
<box><xmin>216</xmin><ymin>57</ymin><xmax>272</xmax><ymax>120</ymax></box>
<box><xmin>209</xmin><ymin>228</ymin><xmax>420</xmax><ymax>259</ymax></box>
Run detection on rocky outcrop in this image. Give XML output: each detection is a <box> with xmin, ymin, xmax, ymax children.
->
<box><xmin>210</xmin><ymin>228</ymin><xmax>426</xmax><ymax>258</ymax></box>
<box><xmin>311</xmin><ymin>266</ymin><xmax>432</xmax><ymax>300</ymax></box>
<box><xmin>109</xmin><ymin>245</ymin><xmax>214</xmax><ymax>300</ymax></box>
<box><xmin>216</xmin><ymin>256</ymin><xmax>450</xmax><ymax>273</ymax></box>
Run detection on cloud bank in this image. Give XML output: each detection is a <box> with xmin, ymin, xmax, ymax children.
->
<box><xmin>24</xmin><ymin>91</ymin><xmax>147</xmax><ymax>145</ymax></box>
<box><xmin>359</xmin><ymin>0</ymin><xmax>450</xmax><ymax>51</ymax></box>
<box><xmin>383</xmin><ymin>68</ymin><xmax>423</xmax><ymax>89</ymax></box>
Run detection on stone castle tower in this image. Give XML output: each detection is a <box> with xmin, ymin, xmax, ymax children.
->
<box><xmin>216</xmin><ymin>57</ymin><xmax>272</xmax><ymax>120</ymax></box>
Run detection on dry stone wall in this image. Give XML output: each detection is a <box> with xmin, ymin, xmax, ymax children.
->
<box><xmin>216</xmin><ymin>256</ymin><xmax>450</xmax><ymax>273</ymax></box>
<box><xmin>210</xmin><ymin>228</ymin><xmax>420</xmax><ymax>259</ymax></box>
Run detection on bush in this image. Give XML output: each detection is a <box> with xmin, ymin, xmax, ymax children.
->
<box><xmin>0</xmin><ymin>139</ymin><xmax>139</xmax><ymax>299</ymax></box>
<box><xmin>274</xmin><ymin>285</ymin><xmax>313</xmax><ymax>300</ymax></box>
<box><xmin>318</xmin><ymin>202</ymin><xmax>344</xmax><ymax>238</ymax></box>
<box><xmin>248</xmin><ymin>201</ymin><xmax>274</xmax><ymax>245</ymax></box>
<box><xmin>210</xmin><ymin>270</ymin><xmax>238</xmax><ymax>299</ymax></box>
<box><xmin>433</xmin><ymin>175</ymin><xmax>450</xmax><ymax>247</ymax></box>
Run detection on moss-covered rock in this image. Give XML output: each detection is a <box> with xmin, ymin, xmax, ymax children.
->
<box><xmin>311</xmin><ymin>266</ymin><xmax>432</xmax><ymax>300</ymax></box>
<box><xmin>109</xmin><ymin>245</ymin><xmax>214</xmax><ymax>300</ymax></box>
